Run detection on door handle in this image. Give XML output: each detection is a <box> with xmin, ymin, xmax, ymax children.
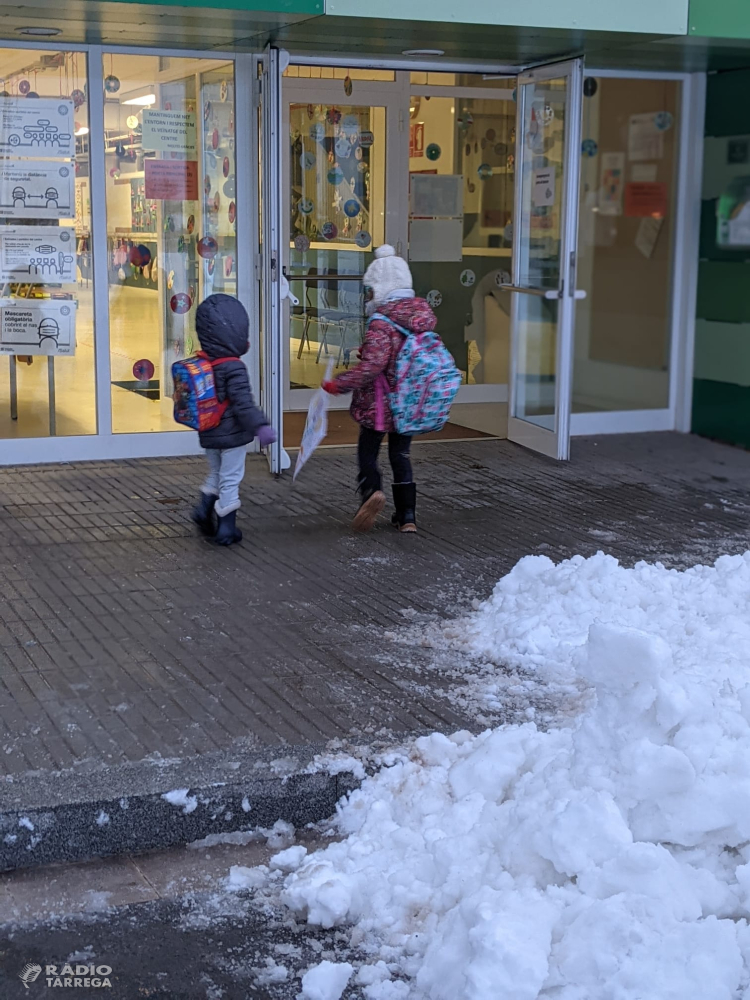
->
<box><xmin>499</xmin><ymin>284</ymin><xmax>560</xmax><ymax>300</ymax></box>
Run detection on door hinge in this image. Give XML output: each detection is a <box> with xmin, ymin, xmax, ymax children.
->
<box><xmin>398</xmin><ymin>109</ymin><xmax>405</xmax><ymax>133</ymax></box>
<box><xmin>254</xmin><ymin>253</ymin><xmax>263</xmax><ymax>281</ymax></box>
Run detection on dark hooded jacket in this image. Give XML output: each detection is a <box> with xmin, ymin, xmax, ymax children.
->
<box><xmin>195</xmin><ymin>294</ymin><xmax>269</xmax><ymax>450</ymax></box>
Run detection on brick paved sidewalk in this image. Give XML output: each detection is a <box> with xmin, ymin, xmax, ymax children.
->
<box><xmin>0</xmin><ymin>432</ymin><xmax>749</xmax><ymax>781</ymax></box>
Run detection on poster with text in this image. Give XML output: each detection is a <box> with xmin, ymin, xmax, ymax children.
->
<box><xmin>142</xmin><ymin>109</ymin><xmax>197</xmax><ymax>154</ymax></box>
<box><xmin>0</xmin><ymin>98</ymin><xmax>74</xmax><ymax>158</ymax></box>
<box><xmin>627</xmin><ymin>113</ymin><xmax>663</xmax><ymax>162</ymax></box>
<box><xmin>0</xmin><ymin>161</ymin><xmax>75</xmax><ymax>219</ymax></box>
<box><xmin>0</xmin><ymin>298</ymin><xmax>76</xmax><ymax>356</ymax></box>
<box><xmin>532</xmin><ymin>168</ymin><xmax>556</xmax><ymax>208</ymax></box>
<box><xmin>624</xmin><ymin>182</ymin><xmax>667</xmax><ymax>219</ymax></box>
<box><xmin>0</xmin><ymin>226</ymin><xmax>76</xmax><ymax>283</ymax></box>
<box><xmin>144</xmin><ymin>159</ymin><xmax>198</xmax><ymax>200</ymax></box>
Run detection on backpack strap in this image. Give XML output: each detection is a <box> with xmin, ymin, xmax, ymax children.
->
<box><xmin>196</xmin><ymin>351</ymin><xmax>242</xmax><ymax>366</ymax></box>
<box><xmin>369</xmin><ymin>313</ymin><xmax>411</xmax><ymax>338</ymax></box>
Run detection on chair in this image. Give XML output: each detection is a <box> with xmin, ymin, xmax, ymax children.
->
<box><xmin>316</xmin><ymin>279</ymin><xmax>364</xmax><ymax>368</ymax></box>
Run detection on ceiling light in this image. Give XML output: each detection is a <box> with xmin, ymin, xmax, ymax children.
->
<box><xmin>16</xmin><ymin>25</ymin><xmax>61</xmax><ymax>36</ymax></box>
<box><xmin>122</xmin><ymin>94</ymin><xmax>156</xmax><ymax>106</ymax></box>
<box><xmin>74</xmin><ymin>125</ymin><xmax>89</xmax><ymax>136</ymax></box>
<box><xmin>402</xmin><ymin>48</ymin><xmax>445</xmax><ymax>57</ymax></box>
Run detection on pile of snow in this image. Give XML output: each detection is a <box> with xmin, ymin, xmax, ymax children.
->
<box><xmin>281</xmin><ymin>553</ymin><xmax>750</xmax><ymax>999</ymax></box>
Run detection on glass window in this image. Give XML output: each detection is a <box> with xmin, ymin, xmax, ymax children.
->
<box><xmin>574</xmin><ymin>76</ymin><xmax>681</xmax><ymax>412</ymax></box>
<box><xmin>0</xmin><ymin>48</ymin><xmax>94</xmax><ymax>438</ymax></box>
<box><xmin>104</xmin><ymin>55</ymin><xmax>236</xmax><ymax>433</ymax></box>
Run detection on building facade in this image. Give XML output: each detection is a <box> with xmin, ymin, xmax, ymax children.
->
<box><xmin>0</xmin><ymin>0</ymin><xmax>744</xmax><ymax>467</ymax></box>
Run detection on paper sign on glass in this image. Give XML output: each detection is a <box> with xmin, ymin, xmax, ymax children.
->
<box><xmin>628</xmin><ymin>113</ymin><xmax>663</xmax><ymax>162</ymax></box>
<box><xmin>532</xmin><ymin>168</ymin><xmax>556</xmax><ymax>208</ymax></box>
<box><xmin>0</xmin><ymin>226</ymin><xmax>76</xmax><ymax>283</ymax></box>
<box><xmin>144</xmin><ymin>159</ymin><xmax>198</xmax><ymax>200</ymax></box>
<box><xmin>598</xmin><ymin>152</ymin><xmax>624</xmax><ymax>217</ymax></box>
<box><xmin>0</xmin><ymin>298</ymin><xmax>76</xmax><ymax>356</ymax></box>
<box><xmin>0</xmin><ymin>161</ymin><xmax>75</xmax><ymax>219</ymax></box>
<box><xmin>0</xmin><ymin>98</ymin><xmax>74</xmax><ymax>158</ymax></box>
<box><xmin>142</xmin><ymin>110</ymin><xmax>197</xmax><ymax>154</ymax></box>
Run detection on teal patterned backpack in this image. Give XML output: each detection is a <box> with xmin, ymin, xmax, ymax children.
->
<box><xmin>372</xmin><ymin>313</ymin><xmax>462</xmax><ymax>436</ymax></box>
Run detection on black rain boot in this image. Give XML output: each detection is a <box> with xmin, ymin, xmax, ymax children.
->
<box><xmin>391</xmin><ymin>483</ymin><xmax>417</xmax><ymax>533</ymax></box>
<box><xmin>192</xmin><ymin>493</ymin><xmax>218</xmax><ymax>536</ymax></box>
<box><xmin>214</xmin><ymin>509</ymin><xmax>243</xmax><ymax>546</ymax></box>
<box><xmin>352</xmin><ymin>486</ymin><xmax>386</xmax><ymax>532</ymax></box>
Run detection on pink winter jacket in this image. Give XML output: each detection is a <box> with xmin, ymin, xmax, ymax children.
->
<box><xmin>332</xmin><ymin>297</ymin><xmax>437</xmax><ymax>432</ymax></box>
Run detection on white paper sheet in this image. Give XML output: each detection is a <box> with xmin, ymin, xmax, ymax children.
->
<box><xmin>0</xmin><ymin>297</ymin><xmax>76</xmax><ymax>356</ymax></box>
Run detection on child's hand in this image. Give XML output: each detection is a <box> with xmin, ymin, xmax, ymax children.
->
<box><xmin>322</xmin><ymin>380</ymin><xmax>341</xmax><ymax>395</ymax></box>
<box><xmin>257</xmin><ymin>425</ymin><xmax>277</xmax><ymax>447</ymax></box>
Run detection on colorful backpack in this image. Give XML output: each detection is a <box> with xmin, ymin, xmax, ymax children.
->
<box><xmin>372</xmin><ymin>313</ymin><xmax>462</xmax><ymax>436</ymax></box>
<box><xmin>172</xmin><ymin>353</ymin><xmax>239</xmax><ymax>431</ymax></box>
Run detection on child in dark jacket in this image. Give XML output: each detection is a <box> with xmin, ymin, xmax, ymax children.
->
<box><xmin>191</xmin><ymin>294</ymin><xmax>276</xmax><ymax>546</ymax></box>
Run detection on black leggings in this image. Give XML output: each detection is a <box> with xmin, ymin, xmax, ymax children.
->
<box><xmin>358</xmin><ymin>426</ymin><xmax>413</xmax><ymax>494</ymax></box>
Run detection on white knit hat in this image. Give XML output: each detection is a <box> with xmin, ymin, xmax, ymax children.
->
<box><xmin>362</xmin><ymin>245</ymin><xmax>413</xmax><ymax>306</ymax></box>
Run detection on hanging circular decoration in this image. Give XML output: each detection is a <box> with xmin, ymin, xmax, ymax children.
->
<box><xmin>177</xmin><ymin>235</ymin><xmax>186</xmax><ymax>253</ymax></box>
<box><xmin>185</xmin><ymin>215</ymin><xmax>194</xmax><ymax>234</ymax></box>
<box><xmin>506</xmin><ymin>154</ymin><xmax>515</xmax><ymax>170</ymax></box>
<box><xmin>18</xmin><ymin>80</ymin><xmax>30</xmax><ymax>95</ymax></box>
<box><xmin>221</xmin><ymin>156</ymin><xmax>229</xmax><ymax>177</ymax></box>
<box><xmin>460</xmin><ymin>269</ymin><xmax>476</xmax><ymax>288</ymax></box>
<box><xmin>654</xmin><ymin>111</ymin><xmax>674</xmax><ymax>131</ymax></box>
<box><xmin>426</xmin><ymin>289</ymin><xmax>442</xmax><ymax>309</ymax></box>
<box><xmin>104</xmin><ymin>75</ymin><xmax>120</xmax><ymax>94</ymax></box>
<box><xmin>204</xmin><ymin>176</ymin><xmax>211</xmax><ymax>196</ymax></box>
<box><xmin>228</xmin><ymin>201</ymin><xmax>236</xmax><ymax>224</ymax></box>
<box><xmin>224</xmin><ymin>256</ymin><xmax>233</xmax><ymax>277</ymax></box>
<box><xmin>326</xmin><ymin>106</ymin><xmax>342</xmax><ymax>126</ymax></box>
<box><xmin>71</xmin><ymin>89</ymin><xmax>85</xmax><ymax>109</ymax></box>
<box><xmin>581</xmin><ymin>138</ymin><xmax>598</xmax><ymax>157</ymax></box>
<box><xmin>327</xmin><ymin>166</ymin><xmax>344</xmax><ymax>185</ymax></box>
<box><xmin>426</xmin><ymin>143</ymin><xmax>441</xmax><ymax>162</ymax></box>
<box><xmin>474</xmin><ymin>142</ymin><xmax>479</xmax><ymax>153</ymax></box>
<box><xmin>467</xmin><ymin>181</ymin><xmax>476</xmax><ymax>193</ymax></box>
<box><xmin>583</xmin><ymin>77</ymin><xmax>598</xmax><ymax>98</ymax></box>
<box><xmin>343</xmin><ymin>199</ymin><xmax>360</xmax><ymax>218</ymax></box>
<box><xmin>223</xmin><ymin>177</ymin><xmax>235</xmax><ymax>198</ymax></box>
<box><xmin>109</xmin><ymin>167</ymin><xmax>120</xmax><ymax>179</ymax></box>
<box><xmin>512</xmin><ymin>88</ymin><xmax>517</xmax><ymax>103</ymax></box>
<box><xmin>220</xmin><ymin>80</ymin><xmax>228</xmax><ymax>102</ymax></box>
<box><xmin>132</xmin><ymin>359</ymin><xmax>155</xmax><ymax>381</ymax></box>
<box><xmin>359</xmin><ymin>130</ymin><xmax>374</xmax><ymax>148</ymax></box>
<box><xmin>294</xmin><ymin>234</ymin><xmax>311</xmax><ymax>253</ymax></box>
<box><xmin>503</xmin><ymin>223</ymin><xmax>513</xmax><ymax>243</ymax></box>
<box><xmin>165</xmin><ymin>215</ymin><xmax>175</xmax><ymax>232</ymax></box>
<box><xmin>322</xmin><ymin>222</ymin><xmax>338</xmax><ymax>240</ymax></box>
<box><xmin>0</xmin><ymin>91</ymin><xmax>9</xmax><ymax>98</ymax></box>
<box><xmin>355</xmin><ymin>147</ymin><xmax>363</xmax><ymax>161</ymax></box>
<box><xmin>343</xmin><ymin>76</ymin><xmax>353</xmax><ymax>97</ymax></box>
<box><xmin>204</xmin><ymin>101</ymin><xmax>212</xmax><ymax>122</ymax></box>
<box><xmin>126</xmin><ymin>115</ymin><xmax>139</xmax><ymax>130</ymax></box>
<box><xmin>212</xmin><ymin>127</ymin><xmax>219</xmax><ymax>150</ymax></box>
<box><xmin>494</xmin><ymin>142</ymin><xmax>507</xmax><ymax>157</ymax></box>
<box><xmin>301</xmin><ymin>151</ymin><xmax>316</xmax><ymax>170</ymax></box>
<box><xmin>457</xmin><ymin>109</ymin><xmax>473</xmax><ymax>131</ymax></box>
<box><xmin>465</xmin><ymin>143</ymin><xmax>471</xmax><ymax>156</ymax></box>
<box><xmin>207</xmin><ymin>259</ymin><xmax>215</xmax><ymax>276</ymax></box>
<box><xmin>129</xmin><ymin>244</ymin><xmax>151</xmax><ymax>267</ymax></box>
<box><xmin>478</xmin><ymin>163</ymin><xmax>493</xmax><ymax>180</ymax></box>
<box><xmin>485</xmin><ymin>128</ymin><xmax>496</xmax><ymax>142</ymax></box>
<box><xmin>167</xmin><ymin>269</ymin><xmax>175</xmax><ymax>289</ymax></box>
<box><xmin>299</xmin><ymin>198</ymin><xmax>314</xmax><ymax>215</ymax></box>
<box><xmin>342</xmin><ymin>115</ymin><xmax>359</xmax><ymax>138</ymax></box>
<box><xmin>197</xmin><ymin>235</ymin><xmax>219</xmax><ymax>259</ymax></box>
<box><xmin>26</xmin><ymin>92</ymin><xmax>39</xmax><ymax>99</ymax></box>
<box><xmin>355</xmin><ymin>230</ymin><xmax>371</xmax><ymax>248</ymax></box>
<box><xmin>213</xmin><ymin>191</ymin><xmax>221</xmax><ymax>211</ymax></box>
<box><xmin>538</xmin><ymin>103</ymin><xmax>555</xmax><ymax>127</ymax></box>
<box><xmin>357</xmin><ymin>161</ymin><xmax>368</xmax><ymax>173</ymax></box>
<box><xmin>309</xmin><ymin>123</ymin><xmax>325</xmax><ymax>142</ymax></box>
<box><xmin>495</xmin><ymin>269</ymin><xmax>511</xmax><ymax>287</ymax></box>
<box><xmin>335</xmin><ymin>137</ymin><xmax>351</xmax><ymax>159</ymax></box>
<box><xmin>170</xmin><ymin>292</ymin><xmax>192</xmax><ymax>315</ymax></box>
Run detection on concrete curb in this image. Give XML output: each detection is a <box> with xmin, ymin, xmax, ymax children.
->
<box><xmin>0</xmin><ymin>743</ymin><xmax>366</xmax><ymax>873</ymax></box>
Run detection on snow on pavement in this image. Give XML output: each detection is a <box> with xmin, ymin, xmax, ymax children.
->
<box><xmin>278</xmin><ymin>553</ymin><xmax>750</xmax><ymax>999</ymax></box>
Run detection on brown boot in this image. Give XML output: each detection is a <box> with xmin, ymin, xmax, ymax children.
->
<box><xmin>352</xmin><ymin>489</ymin><xmax>386</xmax><ymax>532</ymax></box>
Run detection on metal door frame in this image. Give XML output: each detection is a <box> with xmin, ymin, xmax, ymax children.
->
<box><xmin>506</xmin><ymin>57</ymin><xmax>584</xmax><ymax>460</ymax></box>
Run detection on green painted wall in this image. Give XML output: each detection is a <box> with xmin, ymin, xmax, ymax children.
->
<box><xmin>326</xmin><ymin>0</ymin><xmax>688</xmax><ymax>34</ymax></box>
<box><xmin>693</xmin><ymin>67</ymin><xmax>750</xmax><ymax>448</ymax></box>
<box><xmin>689</xmin><ymin>0</ymin><xmax>750</xmax><ymax>40</ymax></box>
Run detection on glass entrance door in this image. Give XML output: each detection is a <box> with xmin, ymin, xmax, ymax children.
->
<box><xmin>505</xmin><ymin>59</ymin><xmax>584</xmax><ymax>460</ymax></box>
<box><xmin>282</xmin><ymin>75</ymin><xmax>400</xmax><ymax>446</ymax></box>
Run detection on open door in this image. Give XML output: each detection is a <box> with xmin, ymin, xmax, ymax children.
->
<box><xmin>504</xmin><ymin>59</ymin><xmax>584</xmax><ymax>460</ymax></box>
<box><xmin>258</xmin><ymin>46</ymin><xmax>290</xmax><ymax>474</ymax></box>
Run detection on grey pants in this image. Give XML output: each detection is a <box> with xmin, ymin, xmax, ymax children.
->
<box><xmin>201</xmin><ymin>446</ymin><xmax>246</xmax><ymax>516</ymax></box>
